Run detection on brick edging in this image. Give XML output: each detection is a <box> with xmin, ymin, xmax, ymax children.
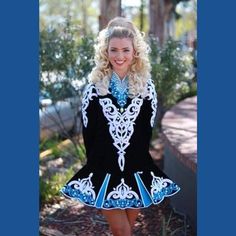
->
<box><xmin>162</xmin><ymin>131</ymin><xmax>197</xmax><ymax>173</ymax></box>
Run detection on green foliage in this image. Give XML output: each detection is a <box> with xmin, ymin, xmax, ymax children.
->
<box><xmin>40</xmin><ymin>15</ymin><xmax>80</xmax><ymax>73</ymax></box>
<box><xmin>76</xmin><ymin>36</ymin><xmax>95</xmax><ymax>80</ymax></box>
<box><xmin>40</xmin><ymin>14</ymin><xmax>95</xmax><ymax>101</ymax></box>
<box><xmin>40</xmin><ymin>167</ymin><xmax>74</xmax><ymax>206</ymax></box>
<box><xmin>39</xmin><ymin>14</ymin><xmax>95</xmax><ymax>159</ymax></box>
<box><xmin>149</xmin><ymin>36</ymin><xmax>196</xmax><ymax>127</ymax></box>
<box><xmin>73</xmin><ymin>144</ymin><xmax>86</xmax><ymax>164</ymax></box>
<box><xmin>40</xmin><ymin>136</ymin><xmax>86</xmax><ymax>161</ymax></box>
<box><xmin>40</xmin><ymin>135</ymin><xmax>61</xmax><ymax>152</ymax></box>
<box><xmin>43</xmin><ymin>80</ymin><xmax>77</xmax><ymax>102</ymax></box>
<box><xmin>40</xmin><ymin>0</ymin><xmax>98</xmax><ymax>35</ymax></box>
<box><xmin>40</xmin><ymin>18</ymin><xmax>95</xmax><ymax>75</ymax></box>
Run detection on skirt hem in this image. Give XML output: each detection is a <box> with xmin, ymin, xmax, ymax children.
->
<box><xmin>60</xmin><ymin>187</ymin><xmax>181</xmax><ymax>210</ymax></box>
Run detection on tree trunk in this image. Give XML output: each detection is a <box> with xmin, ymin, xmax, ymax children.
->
<box><xmin>149</xmin><ymin>0</ymin><xmax>164</xmax><ymax>45</ymax></box>
<box><xmin>139</xmin><ymin>0</ymin><xmax>145</xmax><ymax>31</ymax></box>
<box><xmin>99</xmin><ymin>0</ymin><xmax>121</xmax><ymax>30</ymax></box>
<box><xmin>81</xmin><ymin>0</ymin><xmax>88</xmax><ymax>35</ymax></box>
<box><xmin>149</xmin><ymin>0</ymin><xmax>174</xmax><ymax>46</ymax></box>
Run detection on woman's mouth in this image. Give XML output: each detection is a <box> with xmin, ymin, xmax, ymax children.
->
<box><xmin>115</xmin><ymin>60</ymin><xmax>125</xmax><ymax>65</ymax></box>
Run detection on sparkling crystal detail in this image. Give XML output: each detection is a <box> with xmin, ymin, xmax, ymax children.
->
<box><xmin>109</xmin><ymin>71</ymin><xmax>128</xmax><ymax>109</ymax></box>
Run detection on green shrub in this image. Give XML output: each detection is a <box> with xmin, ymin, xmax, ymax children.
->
<box><xmin>149</xmin><ymin>37</ymin><xmax>196</xmax><ymax>129</ymax></box>
<box><xmin>40</xmin><ymin>167</ymin><xmax>74</xmax><ymax>206</ymax></box>
<box><xmin>40</xmin><ymin>15</ymin><xmax>95</xmax><ymax>102</ymax></box>
<box><xmin>40</xmin><ymin>135</ymin><xmax>65</xmax><ymax>158</ymax></box>
<box><xmin>40</xmin><ymin>135</ymin><xmax>61</xmax><ymax>152</ymax></box>
<box><xmin>39</xmin><ymin>15</ymin><xmax>95</xmax><ymax>160</ymax></box>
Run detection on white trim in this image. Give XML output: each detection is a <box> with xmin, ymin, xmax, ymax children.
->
<box><xmin>99</xmin><ymin>97</ymin><xmax>143</xmax><ymax>171</ymax></box>
<box><xmin>67</xmin><ymin>172</ymin><xmax>96</xmax><ymax>202</ymax></box>
<box><xmin>82</xmin><ymin>84</ymin><xmax>98</xmax><ymax>127</ymax></box>
<box><xmin>146</xmin><ymin>79</ymin><xmax>158</xmax><ymax>127</ymax></box>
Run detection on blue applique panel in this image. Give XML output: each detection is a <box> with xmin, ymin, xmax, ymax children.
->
<box><xmin>109</xmin><ymin>71</ymin><xmax>129</xmax><ymax>109</ymax></box>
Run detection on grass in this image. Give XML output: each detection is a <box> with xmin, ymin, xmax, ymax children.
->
<box><xmin>40</xmin><ymin>135</ymin><xmax>62</xmax><ymax>153</ymax></box>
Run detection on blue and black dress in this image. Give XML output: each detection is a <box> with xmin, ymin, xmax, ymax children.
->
<box><xmin>60</xmin><ymin>72</ymin><xmax>180</xmax><ymax>210</ymax></box>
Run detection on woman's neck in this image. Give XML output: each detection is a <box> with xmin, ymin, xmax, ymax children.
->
<box><xmin>112</xmin><ymin>71</ymin><xmax>128</xmax><ymax>80</ymax></box>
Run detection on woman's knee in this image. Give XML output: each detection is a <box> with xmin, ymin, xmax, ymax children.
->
<box><xmin>110</xmin><ymin>223</ymin><xmax>131</xmax><ymax>236</ymax></box>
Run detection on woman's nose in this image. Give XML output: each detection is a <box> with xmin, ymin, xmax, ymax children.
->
<box><xmin>116</xmin><ymin>51</ymin><xmax>124</xmax><ymax>59</ymax></box>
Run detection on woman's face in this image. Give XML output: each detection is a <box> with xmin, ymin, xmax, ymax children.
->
<box><xmin>108</xmin><ymin>37</ymin><xmax>134</xmax><ymax>79</ymax></box>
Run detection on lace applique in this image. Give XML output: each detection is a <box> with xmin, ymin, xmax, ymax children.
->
<box><xmin>103</xmin><ymin>178</ymin><xmax>142</xmax><ymax>208</ymax></box>
<box><xmin>61</xmin><ymin>173</ymin><xmax>96</xmax><ymax>205</ymax></box>
<box><xmin>146</xmin><ymin>79</ymin><xmax>158</xmax><ymax>127</ymax></box>
<box><xmin>99</xmin><ymin>97</ymin><xmax>143</xmax><ymax>171</ymax></box>
<box><xmin>82</xmin><ymin>84</ymin><xmax>98</xmax><ymax>127</ymax></box>
<box><xmin>150</xmin><ymin>172</ymin><xmax>180</xmax><ymax>203</ymax></box>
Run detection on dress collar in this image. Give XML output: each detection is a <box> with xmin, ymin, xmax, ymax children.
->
<box><xmin>109</xmin><ymin>71</ymin><xmax>129</xmax><ymax>112</ymax></box>
<box><xmin>112</xmin><ymin>71</ymin><xmax>128</xmax><ymax>85</ymax></box>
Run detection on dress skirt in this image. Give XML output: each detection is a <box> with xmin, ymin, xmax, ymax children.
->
<box><xmin>60</xmin><ymin>161</ymin><xmax>180</xmax><ymax>210</ymax></box>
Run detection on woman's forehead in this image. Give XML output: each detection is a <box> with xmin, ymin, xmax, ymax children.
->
<box><xmin>108</xmin><ymin>37</ymin><xmax>133</xmax><ymax>48</ymax></box>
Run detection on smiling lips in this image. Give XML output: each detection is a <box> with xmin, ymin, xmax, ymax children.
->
<box><xmin>115</xmin><ymin>60</ymin><xmax>125</xmax><ymax>65</ymax></box>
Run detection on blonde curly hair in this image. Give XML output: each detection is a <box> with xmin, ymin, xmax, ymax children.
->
<box><xmin>88</xmin><ymin>17</ymin><xmax>151</xmax><ymax>98</ymax></box>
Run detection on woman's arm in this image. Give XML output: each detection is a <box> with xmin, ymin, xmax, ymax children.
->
<box><xmin>81</xmin><ymin>84</ymin><xmax>98</xmax><ymax>155</ymax></box>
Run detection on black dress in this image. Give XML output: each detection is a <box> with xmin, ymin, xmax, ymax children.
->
<box><xmin>60</xmin><ymin>78</ymin><xmax>180</xmax><ymax>209</ymax></box>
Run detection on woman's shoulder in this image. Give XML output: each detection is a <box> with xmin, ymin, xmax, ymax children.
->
<box><xmin>143</xmin><ymin>78</ymin><xmax>157</xmax><ymax>100</ymax></box>
<box><xmin>146</xmin><ymin>78</ymin><xmax>155</xmax><ymax>89</ymax></box>
<box><xmin>82</xmin><ymin>82</ymin><xmax>98</xmax><ymax>101</ymax></box>
<box><xmin>83</xmin><ymin>82</ymin><xmax>97</xmax><ymax>93</ymax></box>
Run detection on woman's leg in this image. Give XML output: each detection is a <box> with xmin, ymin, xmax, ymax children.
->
<box><xmin>125</xmin><ymin>209</ymin><xmax>140</xmax><ymax>230</ymax></box>
<box><xmin>101</xmin><ymin>209</ymin><xmax>131</xmax><ymax>236</ymax></box>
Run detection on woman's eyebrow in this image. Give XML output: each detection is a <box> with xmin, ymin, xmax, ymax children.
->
<box><xmin>110</xmin><ymin>47</ymin><xmax>130</xmax><ymax>49</ymax></box>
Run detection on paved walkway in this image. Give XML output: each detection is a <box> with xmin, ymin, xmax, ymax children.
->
<box><xmin>162</xmin><ymin>96</ymin><xmax>197</xmax><ymax>172</ymax></box>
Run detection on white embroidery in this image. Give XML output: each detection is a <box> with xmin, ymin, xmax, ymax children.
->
<box><xmin>107</xmin><ymin>178</ymin><xmax>139</xmax><ymax>200</ymax></box>
<box><xmin>146</xmin><ymin>79</ymin><xmax>158</xmax><ymax>127</ymax></box>
<box><xmin>68</xmin><ymin>173</ymin><xmax>96</xmax><ymax>201</ymax></box>
<box><xmin>99</xmin><ymin>97</ymin><xmax>143</xmax><ymax>171</ymax></box>
<box><xmin>150</xmin><ymin>171</ymin><xmax>173</xmax><ymax>197</ymax></box>
<box><xmin>82</xmin><ymin>84</ymin><xmax>98</xmax><ymax>127</ymax></box>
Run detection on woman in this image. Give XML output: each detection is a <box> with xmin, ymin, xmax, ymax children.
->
<box><xmin>61</xmin><ymin>17</ymin><xmax>180</xmax><ymax>236</ymax></box>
